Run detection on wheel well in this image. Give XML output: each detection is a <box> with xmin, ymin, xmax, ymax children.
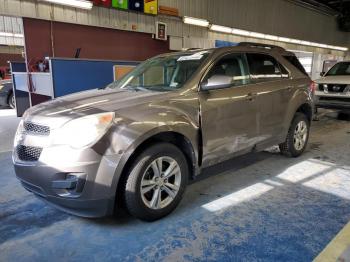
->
<box><xmin>296</xmin><ymin>103</ymin><xmax>312</xmax><ymax>122</ymax></box>
<box><xmin>115</xmin><ymin>131</ymin><xmax>196</xmax><ymax>209</ymax></box>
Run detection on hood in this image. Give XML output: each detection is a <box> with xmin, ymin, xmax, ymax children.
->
<box><xmin>24</xmin><ymin>88</ymin><xmax>171</xmax><ymax>128</ymax></box>
<box><xmin>316</xmin><ymin>75</ymin><xmax>350</xmax><ymax>85</ymax></box>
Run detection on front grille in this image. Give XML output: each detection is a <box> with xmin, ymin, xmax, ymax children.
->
<box><xmin>16</xmin><ymin>145</ymin><xmax>42</xmax><ymax>162</ymax></box>
<box><xmin>23</xmin><ymin>122</ymin><xmax>50</xmax><ymax>136</ymax></box>
<box><xmin>319</xmin><ymin>84</ymin><xmax>348</xmax><ymax>93</ymax></box>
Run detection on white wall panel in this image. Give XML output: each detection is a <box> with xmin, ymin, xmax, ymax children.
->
<box><xmin>0</xmin><ymin>15</ymin><xmax>24</xmax><ymax>46</ymax></box>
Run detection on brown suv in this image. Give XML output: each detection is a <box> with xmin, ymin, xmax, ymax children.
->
<box><xmin>13</xmin><ymin>43</ymin><xmax>313</xmax><ymax>221</ymax></box>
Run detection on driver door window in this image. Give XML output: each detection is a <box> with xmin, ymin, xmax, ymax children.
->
<box><xmin>203</xmin><ymin>53</ymin><xmax>250</xmax><ymax>90</ymax></box>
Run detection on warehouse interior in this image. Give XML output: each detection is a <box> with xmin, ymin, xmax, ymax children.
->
<box><xmin>0</xmin><ymin>0</ymin><xmax>350</xmax><ymax>261</ymax></box>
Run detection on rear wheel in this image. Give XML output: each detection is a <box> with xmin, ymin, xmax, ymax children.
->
<box><xmin>8</xmin><ymin>93</ymin><xmax>15</xmax><ymax>109</ymax></box>
<box><xmin>124</xmin><ymin>143</ymin><xmax>188</xmax><ymax>221</ymax></box>
<box><xmin>279</xmin><ymin>113</ymin><xmax>310</xmax><ymax>157</ymax></box>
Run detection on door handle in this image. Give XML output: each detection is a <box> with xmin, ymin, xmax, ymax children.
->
<box><xmin>247</xmin><ymin>93</ymin><xmax>257</xmax><ymax>101</ymax></box>
<box><xmin>286</xmin><ymin>86</ymin><xmax>293</xmax><ymax>91</ymax></box>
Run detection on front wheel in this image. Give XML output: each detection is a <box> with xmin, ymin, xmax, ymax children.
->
<box><xmin>8</xmin><ymin>93</ymin><xmax>15</xmax><ymax>109</ymax></box>
<box><xmin>279</xmin><ymin>113</ymin><xmax>310</xmax><ymax>157</ymax></box>
<box><xmin>124</xmin><ymin>143</ymin><xmax>189</xmax><ymax>221</ymax></box>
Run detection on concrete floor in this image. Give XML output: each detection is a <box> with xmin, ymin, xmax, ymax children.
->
<box><xmin>0</xmin><ymin>108</ymin><xmax>350</xmax><ymax>262</ymax></box>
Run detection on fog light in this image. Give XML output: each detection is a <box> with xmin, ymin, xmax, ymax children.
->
<box><xmin>52</xmin><ymin>173</ymin><xmax>86</xmax><ymax>193</ymax></box>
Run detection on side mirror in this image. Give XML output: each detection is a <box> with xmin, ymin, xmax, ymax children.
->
<box><xmin>200</xmin><ymin>75</ymin><xmax>233</xmax><ymax>91</ymax></box>
<box><xmin>320</xmin><ymin>72</ymin><xmax>325</xmax><ymax>77</ymax></box>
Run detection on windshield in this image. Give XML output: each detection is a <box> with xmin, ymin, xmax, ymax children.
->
<box><xmin>326</xmin><ymin>62</ymin><xmax>350</xmax><ymax>76</ymax></box>
<box><xmin>108</xmin><ymin>51</ymin><xmax>211</xmax><ymax>91</ymax></box>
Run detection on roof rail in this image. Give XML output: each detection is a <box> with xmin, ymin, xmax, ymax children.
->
<box><xmin>186</xmin><ymin>48</ymin><xmax>203</xmax><ymax>51</ymax></box>
<box><xmin>238</xmin><ymin>42</ymin><xmax>286</xmax><ymax>51</ymax></box>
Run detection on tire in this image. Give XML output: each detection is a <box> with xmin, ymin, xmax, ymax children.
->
<box><xmin>279</xmin><ymin>112</ymin><xmax>310</xmax><ymax>157</ymax></box>
<box><xmin>8</xmin><ymin>92</ymin><xmax>15</xmax><ymax>109</ymax></box>
<box><xmin>124</xmin><ymin>143</ymin><xmax>189</xmax><ymax>221</ymax></box>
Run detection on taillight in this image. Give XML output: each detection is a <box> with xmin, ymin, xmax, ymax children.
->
<box><xmin>310</xmin><ymin>81</ymin><xmax>316</xmax><ymax>93</ymax></box>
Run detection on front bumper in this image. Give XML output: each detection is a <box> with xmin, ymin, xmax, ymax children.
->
<box><xmin>314</xmin><ymin>93</ymin><xmax>350</xmax><ymax>111</ymax></box>
<box><xmin>13</xmin><ymin>146</ymin><xmax>122</xmax><ymax>218</ymax></box>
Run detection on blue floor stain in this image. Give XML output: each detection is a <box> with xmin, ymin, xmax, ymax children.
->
<box><xmin>1</xmin><ymin>145</ymin><xmax>350</xmax><ymax>261</ymax></box>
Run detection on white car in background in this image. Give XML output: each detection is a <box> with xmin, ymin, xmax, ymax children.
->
<box><xmin>314</xmin><ymin>61</ymin><xmax>350</xmax><ymax>112</ymax></box>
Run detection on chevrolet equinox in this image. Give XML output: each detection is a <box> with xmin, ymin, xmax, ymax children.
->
<box><xmin>13</xmin><ymin>43</ymin><xmax>313</xmax><ymax>221</ymax></box>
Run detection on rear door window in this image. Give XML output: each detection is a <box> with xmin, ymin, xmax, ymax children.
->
<box><xmin>246</xmin><ymin>53</ymin><xmax>284</xmax><ymax>82</ymax></box>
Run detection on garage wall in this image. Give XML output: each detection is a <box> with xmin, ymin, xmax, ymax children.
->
<box><xmin>1</xmin><ymin>0</ymin><xmax>349</xmax><ymax>44</ymax></box>
<box><xmin>23</xmin><ymin>18</ymin><xmax>170</xmax><ymax>62</ymax></box>
<box><xmin>0</xmin><ymin>0</ymin><xmax>349</xmax><ymax>56</ymax></box>
<box><xmin>161</xmin><ymin>0</ymin><xmax>350</xmax><ymax>47</ymax></box>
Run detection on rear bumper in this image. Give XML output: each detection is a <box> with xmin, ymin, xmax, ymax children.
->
<box><xmin>13</xmin><ymin>146</ymin><xmax>122</xmax><ymax>218</ymax></box>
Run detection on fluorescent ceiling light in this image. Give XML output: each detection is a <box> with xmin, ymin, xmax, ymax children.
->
<box><xmin>41</xmin><ymin>0</ymin><xmax>93</xmax><ymax>10</ymax></box>
<box><xmin>0</xmin><ymin>32</ymin><xmax>24</xmax><ymax>38</ymax></box>
<box><xmin>232</xmin><ymin>28</ymin><xmax>250</xmax><ymax>36</ymax></box>
<box><xmin>183</xmin><ymin>16</ymin><xmax>349</xmax><ymax>52</ymax></box>
<box><xmin>290</xmin><ymin>39</ymin><xmax>302</xmax><ymax>44</ymax></box>
<box><xmin>264</xmin><ymin>34</ymin><xmax>278</xmax><ymax>41</ymax></box>
<box><xmin>278</xmin><ymin>37</ymin><xmax>292</xmax><ymax>43</ymax></box>
<box><xmin>210</xmin><ymin>24</ymin><xmax>232</xmax><ymax>34</ymax></box>
<box><xmin>183</xmin><ymin>16</ymin><xmax>209</xmax><ymax>27</ymax></box>
<box><xmin>249</xmin><ymin>32</ymin><xmax>265</xmax><ymax>39</ymax></box>
<box><xmin>300</xmin><ymin>40</ymin><xmax>311</xmax><ymax>46</ymax></box>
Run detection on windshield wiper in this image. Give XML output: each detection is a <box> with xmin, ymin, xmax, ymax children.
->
<box><xmin>121</xmin><ymin>86</ymin><xmax>150</xmax><ymax>92</ymax></box>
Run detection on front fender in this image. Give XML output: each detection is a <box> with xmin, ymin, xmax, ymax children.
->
<box><xmin>105</xmin><ymin>114</ymin><xmax>199</xmax><ymax>200</ymax></box>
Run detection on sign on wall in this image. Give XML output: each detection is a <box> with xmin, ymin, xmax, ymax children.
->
<box><xmin>93</xmin><ymin>0</ymin><xmax>158</xmax><ymax>15</ymax></box>
<box><xmin>155</xmin><ymin>22</ymin><xmax>167</xmax><ymax>41</ymax></box>
<box><xmin>144</xmin><ymin>0</ymin><xmax>158</xmax><ymax>15</ymax></box>
<box><xmin>112</xmin><ymin>0</ymin><xmax>128</xmax><ymax>9</ymax></box>
<box><xmin>128</xmin><ymin>0</ymin><xmax>144</xmax><ymax>12</ymax></box>
<box><xmin>113</xmin><ymin>65</ymin><xmax>136</xmax><ymax>81</ymax></box>
<box><xmin>93</xmin><ymin>0</ymin><xmax>112</xmax><ymax>7</ymax></box>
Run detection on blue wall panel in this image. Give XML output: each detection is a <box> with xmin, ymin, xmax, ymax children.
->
<box><xmin>51</xmin><ymin>59</ymin><xmax>138</xmax><ymax>98</ymax></box>
<box><xmin>215</xmin><ymin>40</ymin><xmax>238</xmax><ymax>48</ymax></box>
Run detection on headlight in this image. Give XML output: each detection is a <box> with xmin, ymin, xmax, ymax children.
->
<box><xmin>0</xmin><ymin>85</ymin><xmax>4</xmax><ymax>91</ymax></box>
<box><xmin>51</xmin><ymin>112</ymin><xmax>115</xmax><ymax>149</ymax></box>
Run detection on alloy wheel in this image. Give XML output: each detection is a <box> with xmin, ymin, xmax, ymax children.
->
<box><xmin>140</xmin><ymin>156</ymin><xmax>181</xmax><ymax>210</ymax></box>
<box><xmin>293</xmin><ymin>120</ymin><xmax>308</xmax><ymax>151</ymax></box>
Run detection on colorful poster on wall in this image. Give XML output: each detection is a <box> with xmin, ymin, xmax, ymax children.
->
<box><xmin>113</xmin><ymin>65</ymin><xmax>136</xmax><ymax>81</ymax></box>
<box><xmin>144</xmin><ymin>0</ymin><xmax>158</xmax><ymax>15</ymax></box>
<box><xmin>93</xmin><ymin>0</ymin><xmax>112</xmax><ymax>7</ymax></box>
<box><xmin>112</xmin><ymin>0</ymin><xmax>128</xmax><ymax>9</ymax></box>
<box><xmin>128</xmin><ymin>0</ymin><xmax>144</xmax><ymax>12</ymax></box>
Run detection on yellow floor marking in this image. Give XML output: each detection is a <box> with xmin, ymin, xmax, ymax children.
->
<box><xmin>314</xmin><ymin>221</ymin><xmax>350</xmax><ymax>262</ymax></box>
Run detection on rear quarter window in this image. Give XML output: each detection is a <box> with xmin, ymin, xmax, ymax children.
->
<box><xmin>283</xmin><ymin>55</ymin><xmax>308</xmax><ymax>76</ymax></box>
<box><xmin>246</xmin><ymin>53</ymin><xmax>286</xmax><ymax>81</ymax></box>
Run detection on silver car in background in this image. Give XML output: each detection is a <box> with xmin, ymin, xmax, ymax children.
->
<box><xmin>315</xmin><ymin>61</ymin><xmax>350</xmax><ymax>112</ymax></box>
